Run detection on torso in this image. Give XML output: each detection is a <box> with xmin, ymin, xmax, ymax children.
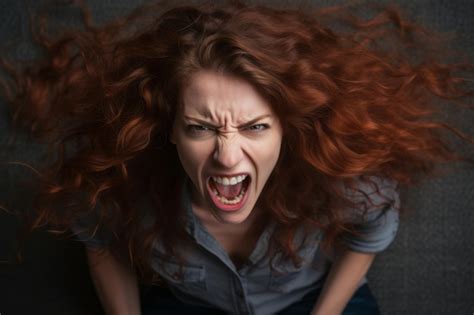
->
<box><xmin>207</xmin><ymin>222</ymin><xmax>261</xmax><ymax>268</ymax></box>
<box><xmin>192</xmin><ymin>205</ymin><xmax>267</xmax><ymax>269</ymax></box>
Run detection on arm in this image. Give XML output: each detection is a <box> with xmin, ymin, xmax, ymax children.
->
<box><xmin>311</xmin><ymin>176</ymin><xmax>400</xmax><ymax>314</ymax></box>
<box><xmin>311</xmin><ymin>246</ymin><xmax>376</xmax><ymax>315</ymax></box>
<box><xmin>86</xmin><ymin>246</ymin><xmax>142</xmax><ymax>315</ymax></box>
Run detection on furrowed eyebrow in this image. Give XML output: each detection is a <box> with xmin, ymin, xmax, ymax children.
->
<box><xmin>238</xmin><ymin>114</ymin><xmax>272</xmax><ymax>129</ymax></box>
<box><xmin>183</xmin><ymin>114</ymin><xmax>272</xmax><ymax>128</ymax></box>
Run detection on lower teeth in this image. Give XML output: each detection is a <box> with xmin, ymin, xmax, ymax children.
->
<box><xmin>212</xmin><ymin>188</ymin><xmax>246</xmax><ymax>205</ymax></box>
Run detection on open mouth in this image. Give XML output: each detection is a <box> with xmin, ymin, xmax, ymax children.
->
<box><xmin>207</xmin><ymin>175</ymin><xmax>251</xmax><ymax>212</ymax></box>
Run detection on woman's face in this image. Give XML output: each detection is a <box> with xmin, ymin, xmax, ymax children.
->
<box><xmin>171</xmin><ymin>70</ymin><xmax>283</xmax><ymax>224</ymax></box>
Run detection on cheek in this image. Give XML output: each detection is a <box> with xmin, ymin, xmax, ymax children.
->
<box><xmin>252</xmin><ymin>136</ymin><xmax>283</xmax><ymax>180</ymax></box>
<box><xmin>264</xmin><ymin>150</ymin><xmax>281</xmax><ymax>175</ymax></box>
<box><xmin>176</xmin><ymin>141</ymin><xmax>211</xmax><ymax>173</ymax></box>
<box><xmin>263</xmin><ymin>135</ymin><xmax>283</xmax><ymax>164</ymax></box>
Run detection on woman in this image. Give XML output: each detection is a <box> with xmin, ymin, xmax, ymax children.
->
<box><xmin>1</xmin><ymin>0</ymin><xmax>472</xmax><ymax>314</ymax></box>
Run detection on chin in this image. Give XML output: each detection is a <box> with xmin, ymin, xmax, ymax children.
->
<box><xmin>210</xmin><ymin>204</ymin><xmax>254</xmax><ymax>224</ymax></box>
<box><xmin>216</xmin><ymin>212</ymin><xmax>252</xmax><ymax>224</ymax></box>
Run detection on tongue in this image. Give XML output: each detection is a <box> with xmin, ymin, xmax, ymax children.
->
<box><xmin>214</xmin><ymin>181</ymin><xmax>243</xmax><ymax>199</ymax></box>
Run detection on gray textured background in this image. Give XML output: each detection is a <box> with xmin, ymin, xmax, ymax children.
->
<box><xmin>0</xmin><ymin>0</ymin><xmax>473</xmax><ymax>314</ymax></box>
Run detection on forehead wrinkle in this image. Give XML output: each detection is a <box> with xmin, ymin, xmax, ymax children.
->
<box><xmin>183</xmin><ymin>110</ymin><xmax>274</xmax><ymax>128</ymax></box>
<box><xmin>189</xmin><ymin>103</ymin><xmax>246</xmax><ymax>129</ymax></box>
<box><xmin>181</xmin><ymin>98</ymin><xmax>213</xmax><ymax>119</ymax></box>
<box><xmin>181</xmin><ymin>72</ymin><xmax>275</xmax><ymax>127</ymax></box>
<box><xmin>188</xmin><ymin>88</ymin><xmax>254</xmax><ymax>127</ymax></box>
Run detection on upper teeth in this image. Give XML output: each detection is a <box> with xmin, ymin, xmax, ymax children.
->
<box><xmin>212</xmin><ymin>175</ymin><xmax>248</xmax><ymax>186</ymax></box>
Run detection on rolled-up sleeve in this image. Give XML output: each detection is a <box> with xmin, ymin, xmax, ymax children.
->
<box><xmin>340</xmin><ymin>176</ymin><xmax>401</xmax><ymax>253</ymax></box>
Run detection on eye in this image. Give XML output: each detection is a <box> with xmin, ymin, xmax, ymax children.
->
<box><xmin>246</xmin><ymin>124</ymin><xmax>269</xmax><ymax>132</ymax></box>
<box><xmin>186</xmin><ymin>124</ymin><xmax>213</xmax><ymax>134</ymax></box>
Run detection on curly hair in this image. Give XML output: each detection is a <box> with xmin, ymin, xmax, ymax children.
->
<box><xmin>1</xmin><ymin>0</ymin><xmax>473</xmax><ymax>283</ymax></box>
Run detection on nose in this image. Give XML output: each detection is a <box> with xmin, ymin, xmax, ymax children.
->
<box><xmin>213</xmin><ymin>135</ymin><xmax>244</xmax><ymax>169</ymax></box>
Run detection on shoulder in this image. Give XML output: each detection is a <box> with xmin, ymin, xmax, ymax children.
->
<box><xmin>339</xmin><ymin>175</ymin><xmax>401</xmax><ymax>221</ymax></box>
<box><xmin>338</xmin><ymin>176</ymin><xmax>402</xmax><ymax>253</ymax></box>
<box><xmin>342</xmin><ymin>175</ymin><xmax>399</xmax><ymax>204</ymax></box>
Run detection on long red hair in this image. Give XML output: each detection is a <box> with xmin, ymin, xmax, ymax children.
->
<box><xmin>1</xmin><ymin>0</ymin><xmax>473</xmax><ymax>283</ymax></box>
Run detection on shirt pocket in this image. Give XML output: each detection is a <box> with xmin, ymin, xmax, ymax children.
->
<box><xmin>152</xmin><ymin>258</ymin><xmax>208</xmax><ymax>292</ymax></box>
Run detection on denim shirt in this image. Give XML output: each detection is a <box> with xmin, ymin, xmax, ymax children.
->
<box><xmin>73</xmin><ymin>176</ymin><xmax>400</xmax><ymax>315</ymax></box>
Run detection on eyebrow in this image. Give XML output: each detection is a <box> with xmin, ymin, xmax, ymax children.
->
<box><xmin>183</xmin><ymin>114</ymin><xmax>273</xmax><ymax>129</ymax></box>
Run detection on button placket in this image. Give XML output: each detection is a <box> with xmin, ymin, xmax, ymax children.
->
<box><xmin>233</xmin><ymin>274</ymin><xmax>250</xmax><ymax>314</ymax></box>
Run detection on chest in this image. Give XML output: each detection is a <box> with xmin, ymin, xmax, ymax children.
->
<box><xmin>204</xmin><ymin>222</ymin><xmax>261</xmax><ymax>268</ymax></box>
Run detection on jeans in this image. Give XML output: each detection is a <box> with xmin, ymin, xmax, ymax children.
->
<box><xmin>277</xmin><ymin>283</ymin><xmax>380</xmax><ymax>315</ymax></box>
<box><xmin>140</xmin><ymin>283</ymin><xmax>380</xmax><ymax>315</ymax></box>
